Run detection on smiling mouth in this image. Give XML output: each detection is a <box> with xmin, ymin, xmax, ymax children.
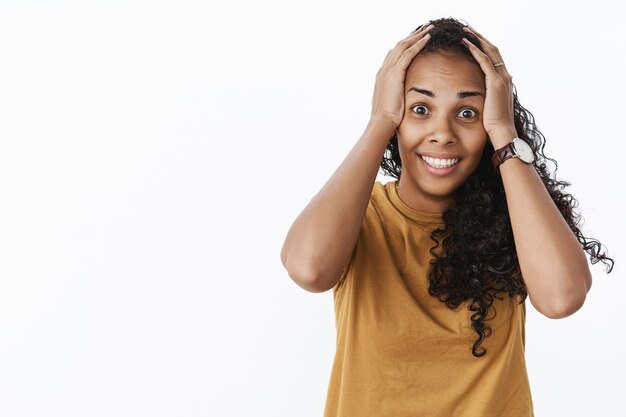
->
<box><xmin>419</xmin><ymin>155</ymin><xmax>461</xmax><ymax>169</ymax></box>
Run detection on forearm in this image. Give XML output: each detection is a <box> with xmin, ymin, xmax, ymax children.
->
<box><xmin>280</xmin><ymin>117</ymin><xmax>395</xmax><ymax>292</ymax></box>
<box><xmin>492</xmin><ymin>130</ymin><xmax>591</xmax><ymax>318</ymax></box>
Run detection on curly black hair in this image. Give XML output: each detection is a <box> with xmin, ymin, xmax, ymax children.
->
<box><xmin>380</xmin><ymin>17</ymin><xmax>615</xmax><ymax>357</ymax></box>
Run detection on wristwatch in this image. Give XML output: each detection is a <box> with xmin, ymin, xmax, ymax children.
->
<box><xmin>491</xmin><ymin>137</ymin><xmax>535</xmax><ymax>172</ymax></box>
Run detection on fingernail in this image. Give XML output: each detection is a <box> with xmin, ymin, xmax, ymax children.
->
<box><xmin>413</xmin><ymin>24</ymin><xmax>434</xmax><ymax>34</ymax></box>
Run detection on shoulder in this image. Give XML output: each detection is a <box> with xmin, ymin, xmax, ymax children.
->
<box><xmin>367</xmin><ymin>180</ymin><xmax>394</xmax><ymax>224</ymax></box>
<box><xmin>332</xmin><ymin>181</ymin><xmax>391</xmax><ymax>293</ymax></box>
<box><xmin>371</xmin><ymin>180</ymin><xmax>387</xmax><ymax>199</ymax></box>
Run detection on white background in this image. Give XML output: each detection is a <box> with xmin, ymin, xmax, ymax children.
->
<box><xmin>0</xmin><ymin>1</ymin><xmax>624</xmax><ymax>416</ymax></box>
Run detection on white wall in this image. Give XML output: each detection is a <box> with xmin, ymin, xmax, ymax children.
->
<box><xmin>0</xmin><ymin>1</ymin><xmax>623</xmax><ymax>416</ymax></box>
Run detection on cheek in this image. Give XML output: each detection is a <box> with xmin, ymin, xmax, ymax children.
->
<box><xmin>396</xmin><ymin>130</ymin><xmax>418</xmax><ymax>154</ymax></box>
<box><xmin>396</xmin><ymin>124</ymin><xmax>415</xmax><ymax>143</ymax></box>
<box><xmin>460</xmin><ymin>137</ymin><xmax>488</xmax><ymax>170</ymax></box>
<box><xmin>468</xmin><ymin>134</ymin><xmax>488</xmax><ymax>156</ymax></box>
<box><xmin>396</xmin><ymin>121</ymin><xmax>426</xmax><ymax>145</ymax></box>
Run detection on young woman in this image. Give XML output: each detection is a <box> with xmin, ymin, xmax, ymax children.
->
<box><xmin>280</xmin><ymin>17</ymin><xmax>614</xmax><ymax>416</ymax></box>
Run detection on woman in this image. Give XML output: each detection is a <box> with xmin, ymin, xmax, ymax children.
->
<box><xmin>280</xmin><ymin>17</ymin><xmax>614</xmax><ymax>416</ymax></box>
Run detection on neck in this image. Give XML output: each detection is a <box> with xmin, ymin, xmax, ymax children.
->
<box><xmin>396</xmin><ymin>179</ymin><xmax>451</xmax><ymax>214</ymax></box>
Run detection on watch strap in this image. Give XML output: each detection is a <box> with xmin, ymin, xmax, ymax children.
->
<box><xmin>492</xmin><ymin>142</ymin><xmax>516</xmax><ymax>172</ymax></box>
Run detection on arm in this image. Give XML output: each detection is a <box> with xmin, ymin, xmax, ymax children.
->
<box><xmin>280</xmin><ymin>118</ymin><xmax>394</xmax><ymax>293</ymax></box>
<box><xmin>280</xmin><ymin>24</ymin><xmax>435</xmax><ymax>293</ymax></box>
<box><xmin>491</xmin><ymin>128</ymin><xmax>591</xmax><ymax>319</ymax></box>
<box><xmin>463</xmin><ymin>27</ymin><xmax>591</xmax><ymax>318</ymax></box>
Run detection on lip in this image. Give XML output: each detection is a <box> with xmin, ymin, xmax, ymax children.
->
<box><xmin>417</xmin><ymin>153</ymin><xmax>462</xmax><ymax>176</ymax></box>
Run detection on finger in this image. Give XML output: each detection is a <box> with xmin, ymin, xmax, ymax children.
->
<box><xmin>463</xmin><ymin>27</ymin><xmax>503</xmax><ymax>62</ymax></box>
<box><xmin>397</xmin><ymin>24</ymin><xmax>433</xmax><ymax>46</ymax></box>
<box><xmin>395</xmin><ymin>32</ymin><xmax>432</xmax><ymax>69</ymax></box>
<box><xmin>463</xmin><ymin>25</ymin><xmax>496</xmax><ymax>49</ymax></box>
<box><xmin>461</xmin><ymin>38</ymin><xmax>515</xmax><ymax>119</ymax></box>
<box><xmin>410</xmin><ymin>24</ymin><xmax>424</xmax><ymax>34</ymax></box>
<box><xmin>461</xmin><ymin>38</ymin><xmax>501</xmax><ymax>79</ymax></box>
<box><xmin>410</xmin><ymin>21</ymin><xmax>432</xmax><ymax>34</ymax></box>
<box><xmin>463</xmin><ymin>25</ymin><xmax>503</xmax><ymax>62</ymax></box>
<box><xmin>462</xmin><ymin>28</ymin><xmax>510</xmax><ymax>77</ymax></box>
<box><xmin>383</xmin><ymin>24</ymin><xmax>433</xmax><ymax>67</ymax></box>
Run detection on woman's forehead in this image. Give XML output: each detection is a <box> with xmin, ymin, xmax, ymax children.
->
<box><xmin>406</xmin><ymin>51</ymin><xmax>485</xmax><ymax>91</ymax></box>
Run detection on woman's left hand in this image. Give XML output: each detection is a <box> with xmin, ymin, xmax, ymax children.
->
<box><xmin>461</xmin><ymin>26</ymin><xmax>517</xmax><ymax>148</ymax></box>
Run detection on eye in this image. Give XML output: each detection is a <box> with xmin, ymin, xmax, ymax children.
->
<box><xmin>458</xmin><ymin>108</ymin><xmax>478</xmax><ymax>118</ymax></box>
<box><xmin>411</xmin><ymin>104</ymin><xmax>430</xmax><ymax>115</ymax></box>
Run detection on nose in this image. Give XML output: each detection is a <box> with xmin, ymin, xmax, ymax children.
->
<box><xmin>428</xmin><ymin>116</ymin><xmax>457</xmax><ymax>145</ymax></box>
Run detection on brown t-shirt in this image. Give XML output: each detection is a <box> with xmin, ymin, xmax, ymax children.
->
<box><xmin>323</xmin><ymin>180</ymin><xmax>534</xmax><ymax>417</ymax></box>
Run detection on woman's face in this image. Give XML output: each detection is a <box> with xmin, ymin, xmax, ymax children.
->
<box><xmin>396</xmin><ymin>51</ymin><xmax>488</xmax><ymax>213</ymax></box>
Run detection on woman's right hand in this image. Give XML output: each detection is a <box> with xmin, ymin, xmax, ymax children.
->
<box><xmin>370</xmin><ymin>24</ymin><xmax>434</xmax><ymax>128</ymax></box>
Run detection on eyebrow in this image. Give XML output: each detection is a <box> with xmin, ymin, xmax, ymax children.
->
<box><xmin>407</xmin><ymin>87</ymin><xmax>484</xmax><ymax>99</ymax></box>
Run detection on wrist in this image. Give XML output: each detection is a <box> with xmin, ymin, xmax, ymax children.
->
<box><xmin>367</xmin><ymin>115</ymin><xmax>398</xmax><ymax>137</ymax></box>
<box><xmin>488</xmin><ymin>128</ymin><xmax>518</xmax><ymax>150</ymax></box>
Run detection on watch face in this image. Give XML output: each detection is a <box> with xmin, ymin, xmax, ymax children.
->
<box><xmin>512</xmin><ymin>138</ymin><xmax>535</xmax><ymax>163</ymax></box>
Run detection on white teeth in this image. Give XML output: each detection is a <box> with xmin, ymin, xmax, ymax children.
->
<box><xmin>420</xmin><ymin>155</ymin><xmax>459</xmax><ymax>168</ymax></box>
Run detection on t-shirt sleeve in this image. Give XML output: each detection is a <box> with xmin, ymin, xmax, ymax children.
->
<box><xmin>332</xmin><ymin>200</ymin><xmax>373</xmax><ymax>292</ymax></box>
<box><xmin>333</xmin><ymin>237</ymin><xmax>358</xmax><ymax>292</ymax></box>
